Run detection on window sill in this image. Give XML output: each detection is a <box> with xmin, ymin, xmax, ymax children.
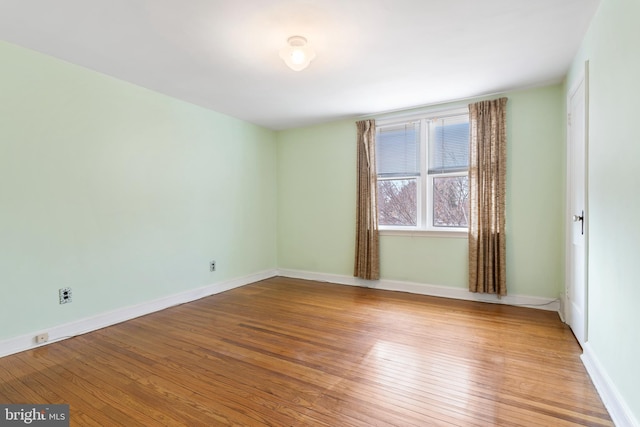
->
<box><xmin>379</xmin><ymin>228</ymin><xmax>468</xmax><ymax>238</ymax></box>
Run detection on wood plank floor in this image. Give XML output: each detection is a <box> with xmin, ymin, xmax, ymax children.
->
<box><xmin>0</xmin><ymin>277</ymin><xmax>612</xmax><ymax>426</ymax></box>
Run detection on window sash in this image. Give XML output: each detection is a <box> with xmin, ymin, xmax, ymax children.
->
<box><xmin>427</xmin><ymin>171</ymin><xmax>469</xmax><ymax>229</ymax></box>
<box><xmin>377</xmin><ymin>176</ymin><xmax>420</xmax><ymax>227</ymax></box>
<box><xmin>376</xmin><ymin>108</ymin><xmax>469</xmax><ymax>232</ymax></box>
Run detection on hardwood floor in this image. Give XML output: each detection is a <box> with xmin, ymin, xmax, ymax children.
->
<box><xmin>0</xmin><ymin>277</ymin><xmax>612</xmax><ymax>426</ymax></box>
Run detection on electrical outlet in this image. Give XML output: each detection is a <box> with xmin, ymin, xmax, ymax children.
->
<box><xmin>59</xmin><ymin>287</ymin><xmax>72</xmax><ymax>304</ymax></box>
<box><xmin>35</xmin><ymin>333</ymin><xmax>49</xmax><ymax>344</ymax></box>
<box><xmin>210</xmin><ymin>260</ymin><xmax>216</xmax><ymax>272</ymax></box>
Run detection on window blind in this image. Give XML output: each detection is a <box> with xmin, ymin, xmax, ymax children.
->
<box><xmin>376</xmin><ymin>122</ymin><xmax>420</xmax><ymax>177</ymax></box>
<box><xmin>428</xmin><ymin>115</ymin><xmax>469</xmax><ymax>174</ymax></box>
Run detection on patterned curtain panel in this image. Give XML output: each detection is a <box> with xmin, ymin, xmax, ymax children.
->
<box><xmin>468</xmin><ymin>98</ymin><xmax>508</xmax><ymax>295</ymax></box>
<box><xmin>354</xmin><ymin>120</ymin><xmax>380</xmax><ymax>280</ymax></box>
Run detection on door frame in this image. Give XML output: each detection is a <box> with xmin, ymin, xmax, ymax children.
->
<box><xmin>564</xmin><ymin>60</ymin><xmax>589</xmax><ymax>345</ymax></box>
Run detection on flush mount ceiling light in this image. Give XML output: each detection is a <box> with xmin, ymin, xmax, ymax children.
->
<box><xmin>279</xmin><ymin>36</ymin><xmax>316</xmax><ymax>71</ymax></box>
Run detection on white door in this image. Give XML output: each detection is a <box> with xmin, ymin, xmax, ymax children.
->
<box><xmin>566</xmin><ymin>68</ymin><xmax>588</xmax><ymax>346</ymax></box>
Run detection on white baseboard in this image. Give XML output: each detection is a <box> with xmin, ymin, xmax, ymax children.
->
<box><xmin>0</xmin><ymin>269</ymin><xmax>278</xmax><ymax>359</ymax></box>
<box><xmin>558</xmin><ymin>291</ymin><xmax>567</xmax><ymax>323</ymax></box>
<box><xmin>6</xmin><ymin>269</ymin><xmax>634</xmax><ymax>426</ymax></box>
<box><xmin>581</xmin><ymin>343</ymin><xmax>639</xmax><ymax>427</ymax></box>
<box><xmin>276</xmin><ymin>268</ymin><xmax>560</xmax><ymax>312</ymax></box>
<box><xmin>0</xmin><ymin>268</ymin><xmax>560</xmax><ymax>358</ymax></box>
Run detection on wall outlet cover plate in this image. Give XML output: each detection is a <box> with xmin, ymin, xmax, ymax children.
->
<box><xmin>59</xmin><ymin>287</ymin><xmax>72</xmax><ymax>304</ymax></box>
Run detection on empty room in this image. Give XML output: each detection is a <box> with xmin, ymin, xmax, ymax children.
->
<box><xmin>1</xmin><ymin>0</ymin><xmax>638</xmax><ymax>426</ymax></box>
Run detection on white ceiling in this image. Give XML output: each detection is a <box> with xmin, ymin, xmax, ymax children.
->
<box><xmin>0</xmin><ymin>0</ymin><xmax>600</xmax><ymax>130</ymax></box>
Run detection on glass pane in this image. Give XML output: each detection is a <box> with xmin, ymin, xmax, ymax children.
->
<box><xmin>376</xmin><ymin>122</ymin><xmax>420</xmax><ymax>177</ymax></box>
<box><xmin>432</xmin><ymin>175</ymin><xmax>469</xmax><ymax>227</ymax></box>
<box><xmin>377</xmin><ymin>179</ymin><xmax>417</xmax><ymax>226</ymax></box>
<box><xmin>429</xmin><ymin>115</ymin><xmax>469</xmax><ymax>174</ymax></box>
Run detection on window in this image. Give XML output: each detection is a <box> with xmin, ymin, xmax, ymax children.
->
<box><xmin>376</xmin><ymin>108</ymin><xmax>469</xmax><ymax>232</ymax></box>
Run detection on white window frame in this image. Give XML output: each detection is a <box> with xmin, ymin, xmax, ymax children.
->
<box><xmin>376</xmin><ymin>107</ymin><xmax>469</xmax><ymax>238</ymax></box>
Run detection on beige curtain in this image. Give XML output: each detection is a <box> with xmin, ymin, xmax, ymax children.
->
<box><xmin>468</xmin><ymin>98</ymin><xmax>508</xmax><ymax>296</ymax></box>
<box><xmin>354</xmin><ymin>120</ymin><xmax>380</xmax><ymax>280</ymax></box>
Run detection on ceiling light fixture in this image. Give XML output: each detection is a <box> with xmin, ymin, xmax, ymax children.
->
<box><xmin>279</xmin><ymin>36</ymin><xmax>316</xmax><ymax>71</ymax></box>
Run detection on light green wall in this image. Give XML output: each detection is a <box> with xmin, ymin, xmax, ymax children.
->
<box><xmin>277</xmin><ymin>120</ymin><xmax>357</xmax><ymax>275</ymax></box>
<box><xmin>277</xmin><ymin>85</ymin><xmax>565</xmax><ymax>298</ymax></box>
<box><xmin>566</xmin><ymin>0</ymin><xmax>640</xmax><ymax>421</ymax></box>
<box><xmin>507</xmin><ymin>86</ymin><xmax>565</xmax><ymax>297</ymax></box>
<box><xmin>0</xmin><ymin>41</ymin><xmax>277</xmax><ymax>341</ymax></box>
